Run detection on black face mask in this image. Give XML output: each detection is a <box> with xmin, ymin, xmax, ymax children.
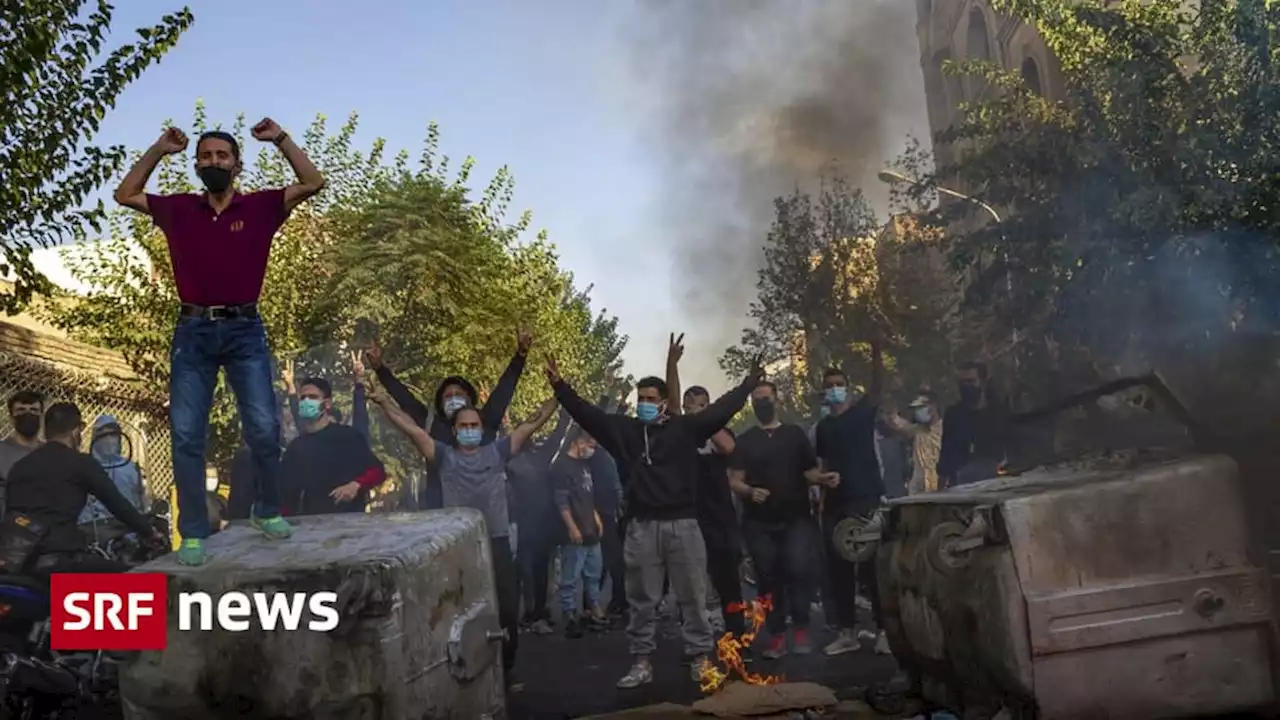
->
<box><xmin>198</xmin><ymin>165</ymin><xmax>233</xmax><ymax>193</ymax></box>
<box><xmin>751</xmin><ymin>398</ymin><xmax>776</xmax><ymax>424</ymax></box>
<box><xmin>11</xmin><ymin>414</ymin><xmax>39</xmax><ymax>439</ymax></box>
<box><xmin>959</xmin><ymin>383</ymin><xmax>982</xmax><ymax>406</ymax></box>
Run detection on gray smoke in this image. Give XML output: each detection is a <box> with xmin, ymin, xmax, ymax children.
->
<box><xmin>618</xmin><ymin>0</ymin><xmax>927</xmax><ymax>386</ymax></box>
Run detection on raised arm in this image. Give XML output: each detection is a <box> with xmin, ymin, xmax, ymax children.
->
<box><xmin>665</xmin><ymin>332</ymin><xmax>684</xmax><ymax>414</ymax></box>
<box><xmin>545</xmin><ymin>357</ymin><xmax>628</xmax><ymax>462</ymax></box>
<box><xmin>280</xmin><ymin>357</ymin><xmax>303</xmax><ymax>430</ymax></box>
<box><xmin>509</xmin><ymin>397</ymin><xmax>559</xmax><ymax>455</ymax></box>
<box><xmin>878</xmin><ymin>401</ymin><xmax>921</xmax><ymax>439</ymax></box>
<box><xmin>365</xmin><ymin>342</ymin><xmax>431</xmax><ymax>428</ymax></box>
<box><xmin>351</xmin><ymin>352</ymin><xmax>370</xmax><ymax>439</ymax></box>
<box><xmin>250</xmin><ymin>118</ymin><xmax>325</xmax><ymax>212</ymax></box>
<box><xmin>480</xmin><ymin>328</ymin><xmax>532</xmax><ymax>431</ymax></box>
<box><xmin>870</xmin><ymin>339</ymin><xmax>885</xmax><ymax>403</ymax></box>
<box><xmin>114</xmin><ymin>128</ymin><xmax>189</xmax><ymax>215</ymax></box>
<box><xmin>370</xmin><ymin>383</ymin><xmax>437</xmax><ymax>463</ymax></box>
<box><xmin>683</xmin><ymin>361</ymin><xmax>766</xmax><ymax>442</ymax></box>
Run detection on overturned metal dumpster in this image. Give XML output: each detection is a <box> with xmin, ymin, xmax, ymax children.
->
<box><xmin>876</xmin><ymin>375</ymin><xmax>1279</xmax><ymax>719</ymax></box>
<box><xmin>120</xmin><ymin>510</ymin><xmax>506</xmax><ymax>720</ymax></box>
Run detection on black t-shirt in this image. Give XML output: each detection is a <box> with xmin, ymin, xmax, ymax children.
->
<box><xmin>729</xmin><ymin>424</ymin><xmax>816</xmax><ymax>525</ymax></box>
<box><xmin>6</xmin><ymin>442</ymin><xmax>152</xmax><ymax>554</ymax></box>
<box><xmin>815</xmin><ymin>397</ymin><xmax>883</xmax><ymax>510</ymax></box>
<box><xmin>695</xmin><ymin>429</ymin><xmax>737</xmax><ymax>533</ymax></box>
<box><xmin>551</xmin><ymin>455</ymin><xmax>600</xmax><ymax>545</ymax></box>
<box><xmin>279</xmin><ymin>423</ymin><xmax>383</xmax><ymax>516</ymax></box>
<box><xmin>506</xmin><ymin>448</ymin><xmax>556</xmax><ymax>531</ymax></box>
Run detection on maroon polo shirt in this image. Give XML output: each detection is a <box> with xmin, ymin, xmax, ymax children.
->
<box><xmin>147</xmin><ymin>189</ymin><xmax>287</xmax><ymax>306</ymax></box>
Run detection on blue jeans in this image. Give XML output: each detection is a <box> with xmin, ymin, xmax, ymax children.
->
<box><xmin>558</xmin><ymin>543</ymin><xmax>603</xmax><ymax>615</ymax></box>
<box><xmin>170</xmin><ymin>316</ymin><xmax>281</xmax><ymax>539</ymax></box>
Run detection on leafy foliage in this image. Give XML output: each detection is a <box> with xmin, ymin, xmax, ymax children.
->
<box><xmin>0</xmin><ymin>1</ymin><xmax>192</xmax><ymax>311</ymax></box>
<box><xmin>322</xmin><ymin>160</ymin><xmax>632</xmax><ymax>425</ymax></box>
<box><xmin>46</xmin><ymin>102</ymin><xmax>629</xmax><ymax>483</ymax></box>
<box><xmin>721</xmin><ymin>166</ymin><xmax>955</xmax><ymax>423</ymax></box>
<box><xmin>919</xmin><ymin>0</ymin><xmax>1280</xmax><ymax>416</ymax></box>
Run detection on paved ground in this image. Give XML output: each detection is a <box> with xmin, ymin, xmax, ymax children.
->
<box><xmin>506</xmin><ymin>612</ymin><xmax>899</xmax><ymax>719</ymax></box>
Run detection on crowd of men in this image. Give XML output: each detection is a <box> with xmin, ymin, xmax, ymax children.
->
<box><xmin>0</xmin><ymin>120</ymin><xmax>1013</xmax><ymax>696</ymax></box>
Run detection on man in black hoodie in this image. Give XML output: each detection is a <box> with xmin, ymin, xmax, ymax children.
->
<box><xmin>363</xmin><ymin>330</ymin><xmax>532</xmax><ymax>509</ymax></box>
<box><xmin>545</xmin><ymin>354</ymin><xmax>761</xmax><ymax>689</ymax></box>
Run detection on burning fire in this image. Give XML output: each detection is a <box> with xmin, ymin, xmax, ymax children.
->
<box><xmin>696</xmin><ymin>594</ymin><xmax>784</xmax><ymax>693</ymax></box>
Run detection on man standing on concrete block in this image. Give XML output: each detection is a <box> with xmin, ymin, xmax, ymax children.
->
<box><xmin>114</xmin><ymin>119</ymin><xmax>326</xmax><ymax>566</ymax></box>
<box><xmin>544</xmin><ymin>351</ymin><xmax>762</xmax><ymax>689</ymax></box>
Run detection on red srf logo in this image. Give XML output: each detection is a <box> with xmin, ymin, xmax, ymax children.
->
<box><xmin>50</xmin><ymin>573</ymin><xmax>168</xmax><ymax>650</ymax></box>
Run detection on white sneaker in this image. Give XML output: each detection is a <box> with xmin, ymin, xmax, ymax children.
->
<box><xmin>708</xmin><ymin>610</ymin><xmax>725</xmax><ymax>635</ymax></box>
<box><xmin>874</xmin><ymin>631</ymin><xmax>893</xmax><ymax>655</ymax></box>
<box><xmin>823</xmin><ymin>629</ymin><xmax>861</xmax><ymax>656</ymax></box>
<box><xmin>617</xmin><ymin>662</ymin><xmax>654</xmax><ymax>689</ymax></box>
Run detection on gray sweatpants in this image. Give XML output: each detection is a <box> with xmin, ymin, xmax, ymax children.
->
<box><xmin>623</xmin><ymin>518</ymin><xmax>713</xmax><ymax>657</ymax></box>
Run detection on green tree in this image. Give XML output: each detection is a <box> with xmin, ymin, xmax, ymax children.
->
<box><xmin>924</xmin><ymin>0</ymin><xmax>1280</xmax><ymax>417</ymax></box>
<box><xmin>323</xmin><ymin>160</ymin><xmax>631</xmax><ymax>426</ymax></box>
<box><xmin>722</xmin><ymin>169</ymin><xmax>936</xmax><ymax>423</ymax></box>
<box><xmin>0</xmin><ymin>1</ymin><xmax>192</xmax><ymax>311</ymax></box>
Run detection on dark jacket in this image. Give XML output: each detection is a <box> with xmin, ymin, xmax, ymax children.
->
<box><xmin>938</xmin><ymin>395</ymin><xmax>1009</xmax><ymax>486</ymax></box>
<box><xmin>6</xmin><ymin>442</ymin><xmax>152</xmax><ymax>554</ymax></box>
<box><xmin>279</xmin><ymin>422</ymin><xmax>385</xmax><ymax>516</ymax></box>
<box><xmin>551</xmin><ymin>378</ymin><xmax>753</xmax><ymax>521</ymax></box>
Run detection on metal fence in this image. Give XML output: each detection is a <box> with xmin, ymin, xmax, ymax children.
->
<box><xmin>0</xmin><ymin>347</ymin><xmax>172</xmax><ymax>500</ymax></box>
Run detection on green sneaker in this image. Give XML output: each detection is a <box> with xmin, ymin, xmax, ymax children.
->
<box><xmin>251</xmin><ymin>514</ymin><xmax>293</xmax><ymax>540</ymax></box>
<box><xmin>177</xmin><ymin>539</ymin><xmax>207</xmax><ymax>567</ymax></box>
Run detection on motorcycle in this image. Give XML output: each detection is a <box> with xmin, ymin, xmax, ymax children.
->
<box><xmin>0</xmin><ymin>501</ymin><xmax>171</xmax><ymax>718</ymax></box>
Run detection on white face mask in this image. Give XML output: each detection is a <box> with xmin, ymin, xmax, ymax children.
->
<box><xmin>443</xmin><ymin>395</ymin><xmax>468</xmax><ymax>416</ymax></box>
<box><xmin>911</xmin><ymin>407</ymin><xmax>932</xmax><ymax>424</ymax></box>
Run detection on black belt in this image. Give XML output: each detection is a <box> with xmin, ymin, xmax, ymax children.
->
<box><xmin>179</xmin><ymin>302</ymin><xmax>259</xmax><ymax>321</ymax></box>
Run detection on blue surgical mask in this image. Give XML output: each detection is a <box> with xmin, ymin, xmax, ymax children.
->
<box><xmin>444</xmin><ymin>396</ymin><xmax>468</xmax><ymax>417</ymax></box>
<box><xmin>456</xmin><ymin>427</ymin><xmax>483</xmax><ymax>447</ymax></box>
<box><xmin>824</xmin><ymin>386</ymin><xmax>847</xmax><ymax>406</ymax></box>
<box><xmin>635</xmin><ymin>402</ymin><xmax>661</xmax><ymax>423</ymax></box>
<box><xmin>912</xmin><ymin>407</ymin><xmax>932</xmax><ymax>424</ymax></box>
<box><xmin>298</xmin><ymin>398</ymin><xmax>324</xmax><ymax>420</ymax></box>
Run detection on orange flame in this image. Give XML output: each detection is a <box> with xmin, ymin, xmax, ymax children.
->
<box><xmin>696</xmin><ymin>594</ymin><xmax>784</xmax><ymax>693</ymax></box>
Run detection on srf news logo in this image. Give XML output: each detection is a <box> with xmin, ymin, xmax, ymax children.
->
<box><xmin>50</xmin><ymin>574</ymin><xmax>339</xmax><ymax>651</ymax></box>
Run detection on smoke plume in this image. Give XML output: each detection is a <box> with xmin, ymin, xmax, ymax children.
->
<box><xmin>618</xmin><ymin>0</ymin><xmax>928</xmax><ymax>386</ymax></box>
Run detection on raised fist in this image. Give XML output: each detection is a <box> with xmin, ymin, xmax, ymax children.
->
<box><xmin>154</xmin><ymin>127</ymin><xmax>188</xmax><ymax>155</ymax></box>
<box><xmin>251</xmin><ymin>118</ymin><xmax>284</xmax><ymax>142</ymax></box>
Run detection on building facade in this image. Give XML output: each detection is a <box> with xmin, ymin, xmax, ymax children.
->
<box><xmin>915</xmin><ymin>0</ymin><xmax>1064</xmax><ymax>169</ymax></box>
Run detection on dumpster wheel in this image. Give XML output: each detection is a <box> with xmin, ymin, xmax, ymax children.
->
<box><xmin>925</xmin><ymin>521</ymin><xmax>974</xmax><ymax>574</ymax></box>
<box><xmin>833</xmin><ymin>515</ymin><xmax>880</xmax><ymax>563</ymax></box>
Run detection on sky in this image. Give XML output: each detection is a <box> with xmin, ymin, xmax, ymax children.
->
<box><xmin>38</xmin><ymin>0</ymin><xmax>929</xmax><ymax>395</ymax></box>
